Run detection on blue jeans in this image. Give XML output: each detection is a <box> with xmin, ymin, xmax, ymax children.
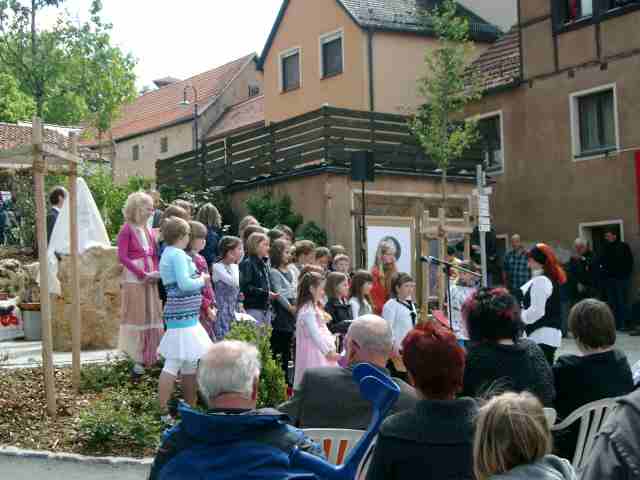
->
<box><xmin>605</xmin><ymin>277</ymin><xmax>630</xmax><ymax>330</ymax></box>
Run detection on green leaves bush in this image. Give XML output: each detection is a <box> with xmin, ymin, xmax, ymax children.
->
<box><xmin>297</xmin><ymin>221</ymin><xmax>328</xmax><ymax>246</ymax></box>
<box><xmin>246</xmin><ymin>193</ymin><xmax>303</xmax><ymax>233</ymax></box>
<box><xmin>225</xmin><ymin>320</ymin><xmax>287</xmax><ymax>408</ymax></box>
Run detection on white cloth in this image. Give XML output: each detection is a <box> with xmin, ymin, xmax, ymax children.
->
<box><xmin>382</xmin><ymin>298</ymin><xmax>416</xmax><ymax>351</ymax></box>
<box><xmin>157</xmin><ymin>323</ymin><xmax>213</xmax><ymax>362</ymax></box>
<box><xmin>288</xmin><ymin>263</ymin><xmax>300</xmax><ymax>296</ymax></box>
<box><xmin>46</xmin><ymin>178</ymin><xmax>110</xmax><ymax>295</ymax></box>
<box><xmin>450</xmin><ymin>285</ymin><xmax>476</xmax><ymax>341</ymax></box>
<box><xmin>349</xmin><ymin>297</ymin><xmax>372</xmax><ymax>319</ymax></box>
<box><xmin>521</xmin><ymin>275</ymin><xmax>562</xmax><ymax>348</ymax></box>
<box><xmin>212</xmin><ymin>262</ymin><xmax>239</xmax><ymax>287</ymax></box>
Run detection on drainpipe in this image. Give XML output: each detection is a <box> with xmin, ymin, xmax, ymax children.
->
<box><xmin>367</xmin><ymin>27</ymin><xmax>375</xmax><ymax>111</ymax></box>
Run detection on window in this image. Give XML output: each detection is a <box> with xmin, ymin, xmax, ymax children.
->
<box><xmin>320</xmin><ymin>30</ymin><xmax>343</xmax><ymax>78</ymax></box>
<box><xmin>280</xmin><ymin>48</ymin><xmax>301</xmax><ymax>93</ymax></box>
<box><xmin>565</xmin><ymin>0</ymin><xmax>593</xmax><ymax>21</ymax></box>
<box><xmin>570</xmin><ymin>86</ymin><xmax>618</xmax><ymax>159</ymax></box>
<box><xmin>248</xmin><ymin>85</ymin><xmax>260</xmax><ymax>97</ymax></box>
<box><xmin>477</xmin><ymin>113</ymin><xmax>504</xmax><ymax>173</ymax></box>
<box><xmin>160</xmin><ymin>136</ymin><xmax>168</xmax><ymax>154</ymax></box>
<box><xmin>132</xmin><ymin>145</ymin><xmax>139</xmax><ymax>161</ymax></box>
<box><xmin>559</xmin><ymin>0</ymin><xmax>639</xmax><ymax>24</ymax></box>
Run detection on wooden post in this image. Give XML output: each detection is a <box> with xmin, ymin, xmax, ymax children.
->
<box><xmin>69</xmin><ymin>133</ymin><xmax>82</xmax><ymax>393</ymax></box>
<box><xmin>33</xmin><ymin>117</ymin><xmax>57</xmax><ymax>417</ymax></box>
<box><xmin>437</xmin><ymin>207</ymin><xmax>447</xmax><ymax>310</ymax></box>
<box><xmin>463</xmin><ymin>211</ymin><xmax>471</xmax><ymax>261</ymax></box>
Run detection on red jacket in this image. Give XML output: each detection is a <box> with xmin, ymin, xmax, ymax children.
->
<box><xmin>370</xmin><ymin>266</ymin><xmax>389</xmax><ymax>315</ymax></box>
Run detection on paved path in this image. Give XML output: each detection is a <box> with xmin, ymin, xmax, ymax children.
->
<box><xmin>0</xmin><ymin>340</ymin><xmax>117</xmax><ymax>369</ymax></box>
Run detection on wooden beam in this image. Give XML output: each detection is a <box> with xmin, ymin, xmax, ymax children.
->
<box><xmin>40</xmin><ymin>143</ymin><xmax>82</xmax><ymax>164</ymax></box>
<box><xmin>33</xmin><ymin>116</ymin><xmax>57</xmax><ymax>417</ymax></box>
<box><xmin>69</xmin><ymin>133</ymin><xmax>82</xmax><ymax>393</ymax></box>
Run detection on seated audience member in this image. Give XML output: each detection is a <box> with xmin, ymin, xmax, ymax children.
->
<box><xmin>280</xmin><ymin>315</ymin><xmax>417</xmax><ymax>429</ymax></box>
<box><xmin>474</xmin><ymin>392</ymin><xmax>577</xmax><ymax>480</ymax></box>
<box><xmin>553</xmin><ymin>299</ymin><xmax>633</xmax><ymax>461</ymax></box>
<box><xmin>149</xmin><ymin>341</ymin><xmax>323</xmax><ymax>480</ymax></box>
<box><xmin>581</xmin><ymin>388</ymin><xmax>640</xmax><ymax>480</ymax></box>
<box><xmin>314</xmin><ymin>246</ymin><xmax>331</xmax><ymax>273</ymax></box>
<box><xmin>461</xmin><ymin>288</ymin><xmax>555</xmax><ymax>406</ymax></box>
<box><xmin>367</xmin><ymin>322</ymin><xmax>477</xmax><ymax>480</ymax></box>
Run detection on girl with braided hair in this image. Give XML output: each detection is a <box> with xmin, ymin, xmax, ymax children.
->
<box><xmin>461</xmin><ymin>287</ymin><xmax>555</xmax><ymax>406</ymax></box>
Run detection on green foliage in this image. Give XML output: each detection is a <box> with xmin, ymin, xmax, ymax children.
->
<box><xmin>77</xmin><ymin>358</ymin><xmax>163</xmax><ymax>453</ymax></box>
<box><xmin>410</xmin><ymin>0</ymin><xmax>481</xmax><ymax>203</ymax></box>
<box><xmin>0</xmin><ymin>72</ymin><xmax>35</xmax><ymax>122</ymax></box>
<box><xmin>298</xmin><ymin>221</ymin><xmax>328</xmax><ymax>246</ymax></box>
<box><xmin>0</xmin><ymin>0</ymin><xmax>137</xmax><ymax>130</ymax></box>
<box><xmin>245</xmin><ymin>192</ymin><xmax>303</xmax><ymax>232</ymax></box>
<box><xmin>225</xmin><ymin>320</ymin><xmax>287</xmax><ymax>408</ymax></box>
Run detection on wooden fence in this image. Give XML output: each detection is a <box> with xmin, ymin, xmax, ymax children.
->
<box><xmin>156</xmin><ymin>106</ymin><xmax>482</xmax><ymax>191</ymax></box>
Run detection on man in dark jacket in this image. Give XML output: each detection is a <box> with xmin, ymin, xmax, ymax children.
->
<box><xmin>279</xmin><ymin>315</ymin><xmax>418</xmax><ymax>430</ymax></box>
<box><xmin>149</xmin><ymin>341</ymin><xmax>323</xmax><ymax>480</ymax></box>
<box><xmin>599</xmin><ymin>229</ymin><xmax>634</xmax><ymax>331</ymax></box>
<box><xmin>566</xmin><ymin>238</ymin><xmax>597</xmax><ymax>303</ymax></box>
<box><xmin>581</xmin><ymin>388</ymin><xmax>640</xmax><ymax>480</ymax></box>
<box><xmin>46</xmin><ymin>186</ymin><xmax>66</xmax><ymax>241</ymax></box>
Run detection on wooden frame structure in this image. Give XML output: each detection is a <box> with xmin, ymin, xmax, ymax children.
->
<box><xmin>0</xmin><ymin>117</ymin><xmax>82</xmax><ymax>417</ymax></box>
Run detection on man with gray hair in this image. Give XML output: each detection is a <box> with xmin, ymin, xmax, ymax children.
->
<box><xmin>502</xmin><ymin>234</ymin><xmax>530</xmax><ymax>301</ymax></box>
<box><xmin>280</xmin><ymin>315</ymin><xmax>417</xmax><ymax>430</ymax></box>
<box><xmin>149</xmin><ymin>341</ymin><xmax>323</xmax><ymax>480</ymax></box>
<box><xmin>567</xmin><ymin>237</ymin><xmax>597</xmax><ymax>304</ymax></box>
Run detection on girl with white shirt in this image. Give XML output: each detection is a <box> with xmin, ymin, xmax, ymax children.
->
<box><xmin>294</xmin><ymin>272</ymin><xmax>339</xmax><ymax>389</ymax></box>
<box><xmin>349</xmin><ymin>270</ymin><xmax>374</xmax><ymax>318</ymax></box>
<box><xmin>382</xmin><ymin>273</ymin><xmax>418</xmax><ymax>354</ymax></box>
<box><xmin>212</xmin><ymin>236</ymin><xmax>243</xmax><ymax>340</ymax></box>
<box><xmin>521</xmin><ymin>244</ymin><xmax>567</xmax><ymax>366</ymax></box>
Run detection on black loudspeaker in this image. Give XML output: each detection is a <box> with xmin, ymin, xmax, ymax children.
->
<box><xmin>351</xmin><ymin>151</ymin><xmax>375</xmax><ymax>182</ymax></box>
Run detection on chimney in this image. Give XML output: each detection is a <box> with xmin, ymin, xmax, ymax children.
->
<box><xmin>153</xmin><ymin>76</ymin><xmax>181</xmax><ymax>89</ymax></box>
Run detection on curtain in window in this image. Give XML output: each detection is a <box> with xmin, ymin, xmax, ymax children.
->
<box><xmin>601</xmin><ymin>94</ymin><xmax>615</xmax><ymax>147</ymax></box>
<box><xmin>283</xmin><ymin>53</ymin><xmax>300</xmax><ymax>91</ymax></box>
<box><xmin>579</xmin><ymin>96</ymin><xmax>600</xmax><ymax>152</ymax></box>
<box><xmin>322</xmin><ymin>38</ymin><xmax>343</xmax><ymax>77</ymax></box>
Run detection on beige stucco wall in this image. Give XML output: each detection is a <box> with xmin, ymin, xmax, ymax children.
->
<box><xmin>113</xmin><ymin>122</ymin><xmax>193</xmax><ymax>183</ymax></box>
<box><xmin>263</xmin><ymin>0</ymin><xmax>368</xmax><ymax>123</ymax></box>
<box><xmin>519</xmin><ymin>0</ymin><xmax>550</xmax><ymax>24</ymax></box>
<box><xmin>601</xmin><ymin>10</ymin><xmax>640</xmax><ymax>57</ymax></box>
<box><xmin>522</xmin><ymin>19</ymin><xmax>555</xmax><ymax>79</ymax></box>
<box><xmin>557</xmin><ymin>25</ymin><xmax>598</xmax><ymax>70</ymax></box>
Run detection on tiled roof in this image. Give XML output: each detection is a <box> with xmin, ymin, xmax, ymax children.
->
<box><xmin>109</xmin><ymin>54</ymin><xmax>255</xmax><ymax>141</ymax></box>
<box><xmin>258</xmin><ymin>0</ymin><xmax>500</xmax><ymax>69</ymax></box>
<box><xmin>468</xmin><ymin>28</ymin><xmax>521</xmax><ymax>92</ymax></box>
<box><xmin>206</xmin><ymin>95</ymin><xmax>265</xmax><ymax>140</ymax></box>
<box><xmin>0</xmin><ymin>123</ymin><xmax>71</xmax><ymax>151</ymax></box>
<box><xmin>338</xmin><ymin>0</ymin><xmax>501</xmax><ymax>37</ymax></box>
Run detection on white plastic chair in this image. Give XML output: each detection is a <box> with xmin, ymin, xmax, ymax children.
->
<box><xmin>303</xmin><ymin>428</ymin><xmax>365</xmax><ymax>465</ymax></box>
<box><xmin>543</xmin><ymin>407</ymin><xmax>557</xmax><ymax>427</ymax></box>
<box><xmin>551</xmin><ymin>397</ymin><xmax>621</xmax><ymax>471</ymax></box>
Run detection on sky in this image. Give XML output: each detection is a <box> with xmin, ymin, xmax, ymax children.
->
<box><xmin>40</xmin><ymin>0</ymin><xmax>283</xmax><ymax>89</ymax></box>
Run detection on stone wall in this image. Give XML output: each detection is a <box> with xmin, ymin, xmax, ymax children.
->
<box><xmin>52</xmin><ymin>246</ymin><xmax>122</xmax><ymax>351</ymax></box>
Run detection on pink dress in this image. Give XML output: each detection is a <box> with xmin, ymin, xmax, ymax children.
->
<box><xmin>191</xmin><ymin>252</ymin><xmax>216</xmax><ymax>341</ymax></box>
<box><xmin>294</xmin><ymin>303</ymin><xmax>338</xmax><ymax>389</ymax></box>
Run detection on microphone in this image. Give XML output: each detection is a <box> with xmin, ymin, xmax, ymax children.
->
<box><xmin>420</xmin><ymin>256</ymin><xmax>440</xmax><ymax>264</ymax></box>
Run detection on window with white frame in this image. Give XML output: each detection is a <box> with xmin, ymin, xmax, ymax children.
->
<box><xmin>477</xmin><ymin>113</ymin><xmax>504</xmax><ymax>173</ymax></box>
<box><xmin>320</xmin><ymin>30</ymin><xmax>343</xmax><ymax>78</ymax></box>
<box><xmin>280</xmin><ymin>48</ymin><xmax>301</xmax><ymax>93</ymax></box>
<box><xmin>571</xmin><ymin>86</ymin><xmax>618</xmax><ymax>158</ymax></box>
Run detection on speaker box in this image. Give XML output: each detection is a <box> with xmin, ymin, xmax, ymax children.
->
<box><xmin>351</xmin><ymin>151</ymin><xmax>375</xmax><ymax>182</ymax></box>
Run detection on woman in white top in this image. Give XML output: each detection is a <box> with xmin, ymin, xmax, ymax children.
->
<box><xmin>382</xmin><ymin>273</ymin><xmax>418</xmax><ymax>354</ymax></box>
<box><xmin>349</xmin><ymin>270</ymin><xmax>374</xmax><ymax>318</ymax></box>
<box><xmin>520</xmin><ymin>244</ymin><xmax>567</xmax><ymax>366</ymax></box>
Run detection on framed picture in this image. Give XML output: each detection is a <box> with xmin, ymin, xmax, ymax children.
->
<box><xmin>366</xmin><ymin>217</ymin><xmax>415</xmax><ymax>277</ymax></box>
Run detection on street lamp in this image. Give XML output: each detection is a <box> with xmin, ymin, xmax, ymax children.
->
<box><xmin>180</xmin><ymin>85</ymin><xmax>199</xmax><ymax>152</ymax></box>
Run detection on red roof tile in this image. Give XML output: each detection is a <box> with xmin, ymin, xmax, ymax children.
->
<box><xmin>110</xmin><ymin>54</ymin><xmax>255</xmax><ymax>141</ymax></box>
<box><xmin>468</xmin><ymin>28</ymin><xmax>521</xmax><ymax>92</ymax></box>
<box><xmin>206</xmin><ymin>95</ymin><xmax>265</xmax><ymax>140</ymax></box>
<box><xmin>0</xmin><ymin>123</ymin><xmax>71</xmax><ymax>151</ymax></box>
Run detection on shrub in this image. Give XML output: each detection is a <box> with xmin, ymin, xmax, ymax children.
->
<box><xmin>225</xmin><ymin>320</ymin><xmax>287</xmax><ymax>408</ymax></box>
<box><xmin>245</xmin><ymin>192</ymin><xmax>303</xmax><ymax>233</ymax></box>
<box><xmin>80</xmin><ymin>357</ymin><xmax>134</xmax><ymax>393</ymax></box>
<box><xmin>298</xmin><ymin>221</ymin><xmax>328</xmax><ymax>246</ymax></box>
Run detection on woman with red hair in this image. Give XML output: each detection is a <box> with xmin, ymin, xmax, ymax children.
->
<box><xmin>366</xmin><ymin>321</ymin><xmax>477</xmax><ymax>480</ymax></box>
<box><xmin>521</xmin><ymin>243</ymin><xmax>567</xmax><ymax>365</ymax></box>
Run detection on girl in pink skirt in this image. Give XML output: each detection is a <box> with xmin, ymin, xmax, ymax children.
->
<box><xmin>294</xmin><ymin>272</ymin><xmax>339</xmax><ymax>389</ymax></box>
<box><xmin>117</xmin><ymin>192</ymin><xmax>164</xmax><ymax>377</ymax></box>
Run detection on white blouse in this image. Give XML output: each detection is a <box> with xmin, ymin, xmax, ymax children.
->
<box><xmin>349</xmin><ymin>297</ymin><xmax>372</xmax><ymax>319</ymax></box>
<box><xmin>382</xmin><ymin>298</ymin><xmax>417</xmax><ymax>351</ymax></box>
<box><xmin>521</xmin><ymin>275</ymin><xmax>562</xmax><ymax>348</ymax></box>
<box><xmin>212</xmin><ymin>262</ymin><xmax>239</xmax><ymax>288</ymax></box>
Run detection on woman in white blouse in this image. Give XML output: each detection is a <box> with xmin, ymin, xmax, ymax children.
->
<box><xmin>349</xmin><ymin>270</ymin><xmax>374</xmax><ymax>318</ymax></box>
<box><xmin>520</xmin><ymin>244</ymin><xmax>567</xmax><ymax>365</ymax></box>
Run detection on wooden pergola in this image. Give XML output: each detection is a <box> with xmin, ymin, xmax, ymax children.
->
<box><xmin>0</xmin><ymin>117</ymin><xmax>82</xmax><ymax>417</ymax></box>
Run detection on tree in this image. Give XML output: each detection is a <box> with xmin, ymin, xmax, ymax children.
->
<box><xmin>0</xmin><ymin>72</ymin><xmax>35</xmax><ymax>122</ymax></box>
<box><xmin>410</xmin><ymin>0</ymin><xmax>482</xmax><ymax>208</ymax></box>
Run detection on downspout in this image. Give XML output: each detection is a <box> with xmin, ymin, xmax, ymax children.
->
<box><xmin>367</xmin><ymin>27</ymin><xmax>375</xmax><ymax>111</ymax></box>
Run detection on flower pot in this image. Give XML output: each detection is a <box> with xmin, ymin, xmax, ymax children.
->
<box><xmin>19</xmin><ymin>303</ymin><xmax>41</xmax><ymax>341</ymax></box>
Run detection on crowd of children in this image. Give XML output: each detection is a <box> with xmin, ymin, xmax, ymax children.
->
<box><xmin>117</xmin><ymin>191</ymin><xmax>486</xmax><ymax>424</ymax></box>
